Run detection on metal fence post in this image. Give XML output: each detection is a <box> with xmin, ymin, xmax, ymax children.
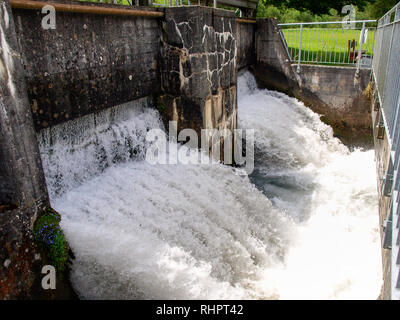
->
<box><xmin>297</xmin><ymin>23</ymin><xmax>303</xmax><ymax>73</ymax></box>
<box><xmin>356</xmin><ymin>21</ymin><xmax>366</xmax><ymax>75</ymax></box>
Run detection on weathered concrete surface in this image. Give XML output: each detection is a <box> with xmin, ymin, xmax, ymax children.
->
<box><xmin>0</xmin><ymin>2</ymin><xmax>49</xmax><ymax>212</ymax></box>
<box><xmin>371</xmin><ymin>92</ymin><xmax>392</xmax><ymax>300</ymax></box>
<box><xmin>0</xmin><ymin>0</ymin><xmax>78</xmax><ymax>300</ymax></box>
<box><xmin>236</xmin><ymin>21</ymin><xmax>255</xmax><ymax>70</ymax></box>
<box><xmin>12</xmin><ymin>1</ymin><xmax>162</xmax><ymax>131</ymax></box>
<box><xmin>253</xmin><ymin>18</ymin><xmax>373</xmax><ymax>147</ymax></box>
<box><xmin>0</xmin><ymin>0</ymin><xmax>48</xmax><ymax>299</ymax></box>
<box><xmin>158</xmin><ymin>6</ymin><xmax>237</xmax><ymax>137</ymax></box>
<box><xmin>11</xmin><ymin>3</ymin><xmax>239</xmax><ymax>137</ymax></box>
<box><xmin>253</xmin><ymin>18</ymin><xmax>300</xmax><ymax>96</ymax></box>
<box><xmin>296</xmin><ymin>65</ymin><xmax>373</xmax><ymax>147</ymax></box>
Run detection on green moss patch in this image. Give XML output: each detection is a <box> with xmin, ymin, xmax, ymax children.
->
<box><xmin>33</xmin><ymin>207</ymin><xmax>69</xmax><ymax>272</ymax></box>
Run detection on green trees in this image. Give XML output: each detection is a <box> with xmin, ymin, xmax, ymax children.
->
<box><xmin>367</xmin><ymin>0</ymin><xmax>398</xmax><ymax>19</ymax></box>
<box><xmin>257</xmin><ymin>0</ymin><xmax>399</xmax><ymax>21</ymax></box>
<box><xmin>260</xmin><ymin>0</ymin><xmax>369</xmax><ymax>15</ymax></box>
<box><xmin>257</xmin><ymin>2</ymin><xmax>346</xmax><ymax>23</ymax></box>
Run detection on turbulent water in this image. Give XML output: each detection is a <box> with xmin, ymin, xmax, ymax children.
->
<box><xmin>38</xmin><ymin>72</ymin><xmax>382</xmax><ymax>300</ymax></box>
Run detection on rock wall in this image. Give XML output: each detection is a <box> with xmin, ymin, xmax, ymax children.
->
<box><xmin>158</xmin><ymin>6</ymin><xmax>237</xmax><ymax>138</ymax></box>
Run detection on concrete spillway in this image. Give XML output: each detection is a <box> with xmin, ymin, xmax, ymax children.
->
<box><xmin>0</xmin><ymin>1</ymin><xmax>384</xmax><ymax>299</ymax></box>
<box><xmin>37</xmin><ymin>72</ymin><xmax>382</xmax><ymax>299</ymax></box>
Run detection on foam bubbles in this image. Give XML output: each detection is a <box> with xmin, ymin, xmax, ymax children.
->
<box><xmin>39</xmin><ymin>72</ymin><xmax>382</xmax><ymax>299</ymax></box>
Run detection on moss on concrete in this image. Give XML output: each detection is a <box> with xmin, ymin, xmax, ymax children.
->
<box><xmin>33</xmin><ymin>207</ymin><xmax>69</xmax><ymax>272</ymax></box>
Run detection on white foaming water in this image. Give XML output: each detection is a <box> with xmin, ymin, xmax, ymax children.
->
<box><xmin>38</xmin><ymin>73</ymin><xmax>382</xmax><ymax>299</ymax></box>
<box><xmin>238</xmin><ymin>72</ymin><xmax>382</xmax><ymax>299</ymax></box>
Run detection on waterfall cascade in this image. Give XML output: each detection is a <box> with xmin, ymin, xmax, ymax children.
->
<box><xmin>38</xmin><ymin>72</ymin><xmax>382</xmax><ymax>299</ymax></box>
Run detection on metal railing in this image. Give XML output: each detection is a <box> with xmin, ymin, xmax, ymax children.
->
<box><xmin>94</xmin><ymin>1</ymin><xmax>227</xmax><ymax>7</ymax></box>
<box><xmin>151</xmin><ymin>0</ymin><xmax>257</xmax><ymax>9</ymax></box>
<box><xmin>372</xmin><ymin>1</ymin><xmax>400</xmax><ymax>300</ymax></box>
<box><xmin>152</xmin><ymin>0</ymin><xmax>189</xmax><ymax>6</ymax></box>
<box><xmin>278</xmin><ymin>20</ymin><xmax>376</xmax><ymax>72</ymax></box>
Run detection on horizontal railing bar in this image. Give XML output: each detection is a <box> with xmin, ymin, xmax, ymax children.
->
<box><xmin>236</xmin><ymin>18</ymin><xmax>256</xmax><ymax>24</ymax></box>
<box><xmin>377</xmin><ymin>20</ymin><xmax>400</xmax><ymax>29</ymax></box>
<box><xmin>291</xmin><ymin>62</ymin><xmax>361</xmax><ymax>65</ymax></box>
<box><xmin>278</xmin><ymin>20</ymin><xmax>376</xmax><ymax>26</ymax></box>
<box><xmin>10</xmin><ymin>1</ymin><xmax>258</xmax><ymax>21</ymax></box>
<box><xmin>281</xmin><ymin>27</ymin><xmax>376</xmax><ymax>30</ymax></box>
<box><xmin>10</xmin><ymin>0</ymin><xmax>165</xmax><ymax>18</ymax></box>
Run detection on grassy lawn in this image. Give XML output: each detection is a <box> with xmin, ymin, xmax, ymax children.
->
<box><xmin>282</xmin><ymin>28</ymin><xmax>376</xmax><ymax>65</ymax></box>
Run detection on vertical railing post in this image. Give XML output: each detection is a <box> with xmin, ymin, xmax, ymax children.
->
<box><xmin>356</xmin><ymin>21</ymin><xmax>366</xmax><ymax>75</ymax></box>
<box><xmin>297</xmin><ymin>23</ymin><xmax>303</xmax><ymax>73</ymax></box>
<box><xmin>396</xmin><ymin>4</ymin><xmax>400</xmax><ymax>21</ymax></box>
<box><xmin>279</xmin><ymin>28</ymin><xmax>291</xmax><ymax>61</ymax></box>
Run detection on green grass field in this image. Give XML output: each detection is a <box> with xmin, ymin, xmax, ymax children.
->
<box><xmin>282</xmin><ymin>28</ymin><xmax>376</xmax><ymax>65</ymax></box>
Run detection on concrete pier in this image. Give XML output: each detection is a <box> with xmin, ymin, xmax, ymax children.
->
<box><xmin>0</xmin><ymin>0</ymin><xmax>49</xmax><ymax>299</ymax></box>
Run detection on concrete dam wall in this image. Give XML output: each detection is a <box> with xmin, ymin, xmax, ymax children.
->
<box><xmin>0</xmin><ymin>0</ymin><xmax>374</xmax><ymax>299</ymax></box>
<box><xmin>11</xmin><ymin>2</ymin><xmax>252</xmax><ymax>134</ymax></box>
<box><xmin>13</xmin><ymin>3</ymin><xmax>162</xmax><ymax>131</ymax></box>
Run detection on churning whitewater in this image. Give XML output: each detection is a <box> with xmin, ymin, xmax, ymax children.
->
<box><xmin>38</xmin><ymin>72</ymin><xmax>382</xmax><ymax>300</ymax></box>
